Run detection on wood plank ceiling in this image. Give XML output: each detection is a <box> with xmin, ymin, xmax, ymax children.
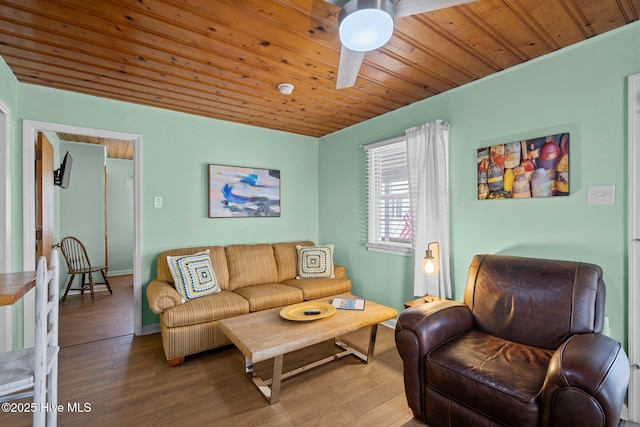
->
<box><xmin>0</xmin><ymin>0</ymin><xmax>638</xmax><ymax>138</ymax></box>
<box><xmin>56</xmin><ymin>132</ymin><xmax>135</xmax><ymax>160</ymax></box>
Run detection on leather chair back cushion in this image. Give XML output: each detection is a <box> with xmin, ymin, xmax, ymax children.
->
<box><xmin>225</xmin><ymin>244</ymin><xmax>279</xmax><ymax>290</ymax></box>
<box><xmin>156</xmin><ymin>246</ymin><xmax>230</xmax><ymax>290</ymax></box>
<box><xmin>463</xmin><ymin>254</ymin><xmax>605</xmax><ymax>350</ymax></box>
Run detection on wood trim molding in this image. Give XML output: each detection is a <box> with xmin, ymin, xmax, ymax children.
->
<box><xmin>0</xmin><ymin>99</ymin><xmax>11</xmax><ymax>351</ymax></box>
<box><xmin>627</xmin><ymin>72</ymin><xmax>640</xmax><ymax>422</ymax></box>
<box><xmin>22</xmin><ymin>120</ymin><xmax>36</xmax><ymax>347</ymax></box>
<box><xmin>22</xmin><ymin>120</ymin><xmax>143</xmax><ymax>340</ymax></box>
<box><xmin>0</xmin><ymin>99</ymin><xmax>10</xmax><ymax>274</ymax></box>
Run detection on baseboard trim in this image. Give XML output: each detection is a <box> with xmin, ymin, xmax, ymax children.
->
<box><xmin>382</xmin><ymin>318</ymin><xmax>397</xmax><ymax>330</ymax></box>
<box><xmin>65</xmin><ymin>284</ymin><xmax>111</xmax><ymax>296</ymax></box>
<box><xmin>141</xmin><ymin>323</ymin><xmax>160</xmax><ymax>335</ymax></box>
<box><xmin>621</xmin><ymin>404</ymin><xmax>629</xmax><ymax>421</ymax></box>
<box><xmin>107</xmin><ymin>269</ymin><xmax>134</xmax><ymax>277</ymax></box>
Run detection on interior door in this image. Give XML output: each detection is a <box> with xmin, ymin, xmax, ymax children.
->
<box><xmin>36</xmin><ymin>132</ymin><xmax>54</xmax><ymax>263</ymax></box>
<box><xmin>23</xmin><ymin>131</ymin><xmax>55</xmax><ymax>348</ymax></box>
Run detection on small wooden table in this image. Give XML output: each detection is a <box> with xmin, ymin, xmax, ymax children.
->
<box><xmin>0</xmin><ymin>271</ymin><xmax>36</xmax><ymax>306</ymax></box>
<box><xmin>219</xmin><ymin>293</ymin><xmax>397</xmax><ymax>404</ymax></box>
<box><xmin>403</xmin><ymin>294</ymin><xmax>445</xmax><ymax>309</ymax></box>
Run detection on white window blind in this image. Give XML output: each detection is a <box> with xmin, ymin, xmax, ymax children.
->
<box><xmin>365</xmin><ymin>136</ymin><xmax>412</xmax><ymax>254</ymax></box>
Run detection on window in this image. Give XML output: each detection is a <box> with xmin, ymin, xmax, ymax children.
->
<box><xmin>365</xmin><ymin>136</ymin><xmax>412</xmax><ymax>254</ymax></box>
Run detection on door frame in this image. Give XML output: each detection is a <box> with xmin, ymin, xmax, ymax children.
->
<box><xmin>628</xmin><ymin>73</ymin><xmax>640</xmax><ymax>422</ymax></box>
<box><xmin>22</xmin><ymin>120</ymin><xmax>143</xmax><ymax>339</ymax></box>
<box><xmin>0</xmin><ymin>99</ymin><xmax>10</xmax><ymax>273</ymax></box>
<box><xmin>0</xmin><ymin>99</ymin><xmax>12</xmax><ymax>351</ymax></box>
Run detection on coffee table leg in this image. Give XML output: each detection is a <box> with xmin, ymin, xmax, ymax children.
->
<box><xmin>245</xmin><ymin>355</ymin><xmax>284</xmax><ymax>404</ymax></box>
<box><xmin>334</xmin><ymin>323</ymin><xmax>379</xmax><ymax>363</ymax></box>
<box><xmin>270</xmin><ymin>354</ymin><xmax>283</xmax><ymax>404</ymax></box>
<box><xmin>243</xmin><ymin>324</ymin><xmax>380</xmax><ymax>404</ymax></box>
<box><xmin>366</xmin><ymin>323</ymin><xmax>378</xmax><ymax>362</ymax></box>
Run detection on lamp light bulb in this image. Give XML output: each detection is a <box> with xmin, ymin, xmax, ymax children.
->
<box><xmin>421</xmin><ymin>256</ymin><xmax>436</xmax><ymax>275</ymax></box>
<box><xmin>420</xmin><ymin>243</ymin><xmax>440</xmax><ymax>276</ymax></box>
<box><xmin>424</xmin><ymin>259</ymin><xmax>436</xmax><ymax>274</ymax></box>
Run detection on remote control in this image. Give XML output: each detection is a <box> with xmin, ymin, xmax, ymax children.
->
<box><xmin>304</xmin><ymin>309</ymin><xmax>321</xmax><ymax>315</ymax></box>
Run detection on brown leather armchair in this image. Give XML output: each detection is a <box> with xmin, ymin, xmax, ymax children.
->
<box><xmin>395</xmin><ymin>254</ymin><xmax>630</xmax><ymax>427</ymax></box>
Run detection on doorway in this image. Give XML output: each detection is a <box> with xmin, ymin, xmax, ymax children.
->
<box><xmin>22</xmin><ymin>120</ymin><xmax>142</xmax><ymax>346</ymax></box>
<box><xmin>51</xmin><ymin>133</ymin><xmax>134</xmax><ymax>291</ymax></box>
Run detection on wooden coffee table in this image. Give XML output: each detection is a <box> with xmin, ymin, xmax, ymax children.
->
<box><xmin>219</xmin><ymin>293</ymin><xmax>397</xmax><ymax>404</ymax></box>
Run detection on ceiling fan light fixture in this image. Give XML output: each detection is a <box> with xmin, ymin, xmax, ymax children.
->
<box><xmin>339</xmin><ymin>1</ymin><xmax>394</xmax><ymax>52</ymax></box>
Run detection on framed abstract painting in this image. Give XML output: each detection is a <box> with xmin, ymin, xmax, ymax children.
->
<box><xmin>208</xmin><ymin>164</ymin><xmax>281</xmax><ymax>217</ymax></box>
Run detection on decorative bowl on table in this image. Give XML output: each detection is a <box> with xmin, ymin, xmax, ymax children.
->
<box><xmin>279</xmin><ymin>302</ymin><xmax>336</xmax><ymax>321</ymax></box>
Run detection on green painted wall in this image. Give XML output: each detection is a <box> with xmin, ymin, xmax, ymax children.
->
<box><xmin>106</xmin><ymin>158</ymin><xmax>134</xmax><ymax>275</ymax></box>
<box><xmin>3</xmin><ymin>75</ymin><xmax>318</xmax><ymax>328</ymax></box>
<box><xmin>60</xmin><ymin>142</ymin><xmax>106</xmax><ymax>261</ymax></box>
<box><xmin>319</xmin><ymin>21</ymin><xmax>640</xmax><ymax>347</ymax></box>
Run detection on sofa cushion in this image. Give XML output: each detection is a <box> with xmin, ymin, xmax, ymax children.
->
<box><xmin>233</xmin><ymin>284</ymin><xmax>303</xmax><ymax>312</ymax></box>
<box><xmin>225</xmin><ymin>244</ymin><xmax>278</xmax><ymax>290</ymax></box>
<box><xmin>167</xmin><ymin>250</ymin><xmax>220</xmax><ymax>302</ymax></box>
<box><xmin>273</xmin><ymin>241</ymin><xmax>314</xmax><ymax>282</ymax></box>
<box><xmin>281</xmin><ymin>278</ymin><xmax>352</xmax><ymax>300</ymax></box>
<box><xmin>162</xmin><ymin>290</ymin><xmax>250</xmax><ymax>328</ymax></box>
<box><xmin>157</xmin><ymin>246</ymin><xmax>230</xmax><ymax>290</ymax></box>
<box><xmin>296</xmin><ymin>245</ymin><xmax>335</xmax><ymax>279</ymax></box>
<box><xmin>427</xmin><ymin>329</ymin><xmax>554</xmax><ymax>426</ymax></box>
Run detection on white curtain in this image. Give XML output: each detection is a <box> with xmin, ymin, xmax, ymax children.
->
<box><xmin>406</xmin><ymin>120</ymin><xmax>451</xmax><ymax>298</ymax></box>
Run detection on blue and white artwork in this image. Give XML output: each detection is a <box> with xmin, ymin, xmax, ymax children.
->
<box><xmin>208</xmin><ymin>164</ymin><xmax>281</xmax><ymax>217</ymax></box>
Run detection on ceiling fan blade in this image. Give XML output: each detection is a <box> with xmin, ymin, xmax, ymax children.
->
<box><xmin>336</xmin><ymin>46</ymin><xmax>365</xmax><ymax>89</ymax></box>
<box><xmin>323</xmin><ymin>0</ymin><xmax>349</xmax><ymax>7</ymax></box>
<box><xmin>394</xmin><ymin>0</ymin><xmax>475</xmax><ymax>18</ymax></box>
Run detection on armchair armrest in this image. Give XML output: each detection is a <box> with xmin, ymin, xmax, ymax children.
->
<box><xmin>395</xmin><ymin>300</ymin><xmax>473</xmax><ymax>418</ymax></box>
<box><xmin>146</xmin><ymin>279</ymin><xmax>182</xmax><ymax>314</ymax></box>
<box><xmin>541</xmin><ymin>333</ymin><xmax>630</xmax><ymax>427</ymax></box>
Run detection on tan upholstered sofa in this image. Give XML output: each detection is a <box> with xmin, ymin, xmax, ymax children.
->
<box><xmin>146</xmin><ymin>241</ymin><xmax>352</xmax><ymax>365</ymax></box>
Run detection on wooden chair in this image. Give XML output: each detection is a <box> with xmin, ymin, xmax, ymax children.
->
<box><xmin>0</xmin><ymin>249</ymin><xmax>60</xmax><ymax>426</ymax></box>
<box><xmin>60</xmin><ymin>236</ymin><xmax>112</xmax><ymax>302</ymax></box>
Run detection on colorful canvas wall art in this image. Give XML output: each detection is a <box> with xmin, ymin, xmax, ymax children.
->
<box><xmin>477</xmin><ymin>133</ymin><xmax>569</xmax><ymax>200</ymax></box>
<box><xmin>208</xmin><ymin>164</ymin><xmax>281</xmax><ymax>217</ymax></box>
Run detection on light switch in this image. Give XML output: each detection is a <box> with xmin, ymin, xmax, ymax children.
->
<box><xmin>153</xmin><ymin>196</ymin><xmax>163</xmax><ymax>208</ymax></box>
<box><xmin>587</xmin><ymin>185</ymin><xmax>615</xmax><ymax>205</ymax></box>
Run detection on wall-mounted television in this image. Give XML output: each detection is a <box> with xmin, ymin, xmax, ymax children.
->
<box><xmin>54</xmin><ymin>151</ymin><xmax>73</xmax><ymax>189</ymax></box>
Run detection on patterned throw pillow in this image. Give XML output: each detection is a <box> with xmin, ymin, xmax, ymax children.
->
<box><xmin>167</xmin><ymin>250</ymin><xmax>220</xmax><ymax>302</ymax></box>
<box><xmin>296</xmin><ymin>245</ymin><xmax>335</xmax><ymax>279</ymax></box>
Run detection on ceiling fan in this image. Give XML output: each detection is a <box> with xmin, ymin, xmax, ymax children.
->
<box><xmin>324</xmin><ymin>0</ymin><xmax>476</xmax><ymax>89</ymax></box>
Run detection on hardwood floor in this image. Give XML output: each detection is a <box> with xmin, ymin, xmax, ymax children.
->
<box><xmin>58</xmin><ymin>275</ymin><xmax>134</xmax><ymax>348</ymax></box>
<box><xmin>2</xmin><ymin>276</ymin><xmax>423</xmax><ymax>427</ymax></box>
